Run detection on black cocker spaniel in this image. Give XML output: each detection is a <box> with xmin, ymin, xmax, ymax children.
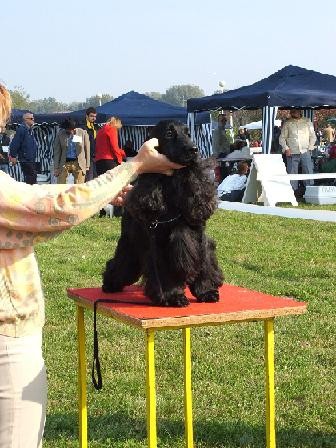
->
<box><xmin>102</xmin><ymin>120</ymin><xmax>223</xmax><ymax>307</ymax></box>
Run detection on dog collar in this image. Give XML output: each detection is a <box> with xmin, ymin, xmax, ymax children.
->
<box><xmin>149</xmin><ymin>214</ymin><xmax>181</xmax><ymax>230</ymax></box>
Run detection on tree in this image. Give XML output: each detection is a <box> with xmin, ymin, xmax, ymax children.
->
<box><xmin>29</xmin><ymin>97</ymin><xmax>68</xmax><ymax>113</ymax></box>
<box><xmin>145</xmin><ymin>92</ymin><xmax>163</xmax><ymax>101</ymax></box>
<box><xmin>84</xmin><ymin>93</ymin><xmax>114</xmax><ymax>108</ymax></box>
<box><xmin>161</xmin><ymin>85</ymin><xmax>205</xmax><ymax>107</ymax></box>
<box><xmin>9</xmin><ymin>86</ymin><xmax>31</xmax><ymax>110</ymax></box>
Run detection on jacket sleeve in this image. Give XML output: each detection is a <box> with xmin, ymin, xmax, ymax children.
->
<box><xmin>0</xmin><ymin>162</ymin><xmax>138</xmax><ymax>244</ymax></box>
<box><xmin>279</xmin><ymin>124</ymin><xmax>289</xmax><ymax>152</ymax></box>
<box><xmin>107</xmin><ymin>127</ymin><xmax>126</xmax><ymax>163</ymax></box>
<box><xmin>308</xmin><ymin>122</ymin><xmax>316</xmax><ymax>151</ymax></box>
<box><xmin>9</xmin><ymin>127</ymin><xmax>24</xmax><ymax>158</ymax></box>
<box><xmin>84</xmin><ymin>130</ymin><xmax>90</xmax><ymax>170</ymax></box>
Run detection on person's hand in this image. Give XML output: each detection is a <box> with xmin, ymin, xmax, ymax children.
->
<box><xmin>9</xmin><ymin>156</ymin><xmax>17</xmax><ymax>165</ymax></box>
<box><xmin>285</xmin><ymin>148</ymin><xmax>292</xmax><ymax>157</ymax></box>
<box><xmin>132</xmin><ymin>138</ymin><xmax>184</xmax><ymax>175</ymax></box>
<box><xmin>54</xmin><ymin>168</ymin><xmax>60</xmax><ymax>177</ymax></box>
<box><xmin>111</xmin><ymin>184</ymin><xmax>133</xmax><ymax>206</ymax></box>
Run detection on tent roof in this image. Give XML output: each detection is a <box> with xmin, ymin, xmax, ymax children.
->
<box><xmin>70</xmin><ymin>91</ymin><xmax>209</xmax><ymax>125</ymax></box>
<box><xmin>187</xmin><ymin>65</ymin><xmax>336</xmax><ymax>112</ymax></box>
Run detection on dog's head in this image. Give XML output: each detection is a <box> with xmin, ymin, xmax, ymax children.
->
<box><xmin>149</xmin><ymin>120</ymin><xmax>199</xmax><ymax>165</ymax></box>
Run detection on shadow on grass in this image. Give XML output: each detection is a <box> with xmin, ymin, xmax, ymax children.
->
<box><xmin>44</xmin><ymin>412</ymin><xmax>336</xmax><ymax>447</ymax></box>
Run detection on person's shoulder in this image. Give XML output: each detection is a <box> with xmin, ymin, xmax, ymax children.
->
<box><xmin>56</xmin><ymin>128</ymin><xmax>66</xmax><ymax>136</ymax></box>
<box><xmin>15</xmin><ymin>124</ymin><xmax>25</xmax><ymax>133</ymax></box>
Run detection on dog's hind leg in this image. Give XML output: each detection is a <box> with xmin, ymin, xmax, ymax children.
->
<box><xmin>188</xmin><ymin>237</ymin><xmax>224</xmax><ymax>303</ymax></box>
<box><xmin>102</xmin><ymin>235</ymin><xmax>141</xmax><ymax>293</ymax></box>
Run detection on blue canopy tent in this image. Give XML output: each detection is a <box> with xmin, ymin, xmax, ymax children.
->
<box><xmin>68</xmin><ymin>91</ymin><xmax>211</xmax><ymax>156</ymax></box>
<box><xmin>68</xmin><ymin>91</ymin><xmax>209</xmax><ymax>125</ymax></box>
<box><xmin>187</xmin><ymin>65</ymin><xmax>336</xmax><ymax>153</ymax></box>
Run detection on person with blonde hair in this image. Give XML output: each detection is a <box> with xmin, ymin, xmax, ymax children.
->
<box><xmin>0</xmin><ymin>84</ymin><xmax>183</xmax><ymax>448</ymax></box>
<box><xmin>95</xmin><ymin>116</ymin><xmax>126</xmax><ymax>216</ymax></box>
<box><xmin>95</xmin><ymin>116</ymin><xmax>125</xmax><ymax>170</ymax></box>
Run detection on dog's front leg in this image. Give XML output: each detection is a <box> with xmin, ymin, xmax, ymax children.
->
<box><xmin>144</xmin><ymin>251</ymin><xmax>189</xmax><ymax>307</ymax></box>
<box><xmin>102</xmin><ymin>233</ymin><xmax>141</xmax><ymax>293</ymax></box>
<box><xmin>188</xmin><ymin>236</ymin><xmax>224</xmax><ymax>303</ymax></box>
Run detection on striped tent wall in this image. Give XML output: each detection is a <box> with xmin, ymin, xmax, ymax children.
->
<box><xmin>302</xmin><ymin>109</ymin><xmax>314</xmax><ymax>122</ymax></box>
<box><xmin>8</xmin><ymin>162</ymin><xmax>24</xmax><ymax>182</ymax></box>
<box><xmin>262</xmin><ymin>106</ymin><xmax>278</xmax><ymax>154</ymax></box>
<box><xmin>188</xmin><ymin>113</ymin><xmax>212</xmax><ymax>158</ymax></box>
<box><xmin>7</xmin><ymin>122</ymin><xmax>213</xmax><ymax>182</ymax></box>
<box><xmin>194</xmin><ymin>124</ymin><xmax>212</xmax><ymax>158</ymax></box>
<box><xmin>119</xmin><ymin>126</ymin><xmax>152</xmax><ymax>150</ymax></box>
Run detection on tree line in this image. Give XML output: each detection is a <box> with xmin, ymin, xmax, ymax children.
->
<box><xmin>9</xmin><ymin>85</ymin><xmax>206</xmax><ymax>113</ymax></box>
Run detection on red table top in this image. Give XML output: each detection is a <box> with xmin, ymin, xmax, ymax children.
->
<box><xmin>67</xmin><ymin>284</ymin><xmax>307</xmax><ymax>329</ymax></box>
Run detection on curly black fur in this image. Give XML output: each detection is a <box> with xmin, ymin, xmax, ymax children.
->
<box><xmin>102</xmin><ymin>120</ymin><xmax>224</xmax><ymax>307</ymax></box>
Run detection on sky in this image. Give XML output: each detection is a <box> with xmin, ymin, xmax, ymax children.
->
<box><xmin>2</xmin><ymin>0</ymin><xmax>336</xmax><ymax>103</ymax></box>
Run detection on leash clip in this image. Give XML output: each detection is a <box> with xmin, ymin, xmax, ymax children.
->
<box><xmin>149</xmin><ymin>220</ymin><xmax>158</xmax><ymax>229</ymax></box>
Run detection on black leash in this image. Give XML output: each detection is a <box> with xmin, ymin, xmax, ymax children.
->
<box><xmin>92</xmin><ymin>297</ymin><xmax>148</xmax><ymax>390</ymax></box>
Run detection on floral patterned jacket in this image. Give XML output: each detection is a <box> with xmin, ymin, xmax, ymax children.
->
<box><xmin>0</xmin><ymin>163</ymin><xmax>136</xmax><ymax>337</ymax></box>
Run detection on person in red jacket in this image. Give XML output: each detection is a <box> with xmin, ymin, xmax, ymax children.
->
<box><xmin>95</xmin><ymin>116</ymin><xmax>126</xmax><ymax>216</ymax></box>
<box><xmin>95</xmin><ymin>116</ymin><xmax>126</xmax><ymax>169</ymax></box>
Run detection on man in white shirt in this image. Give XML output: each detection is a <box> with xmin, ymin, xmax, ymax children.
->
<box><xmin>217</xmin><ymin>161</ymin><xmax>249</xmax><ymax>202</ymax></box>
<box><xmin>279</xmin><ymin>109</ymin><xmax>316</xmax><ymax>195</ymax></box>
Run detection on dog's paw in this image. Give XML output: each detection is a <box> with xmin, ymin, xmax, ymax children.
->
<box><xmin>172</xmin><ymin>294</ymin><xmax>190</xmax><ymax>307</ymax></box>
<box><xmin>197</xmin><ymin>290</ymin><xmax>219</xmax><ymax>303</ymax></box>
<box><xmin>102</xmin><ymin>283</ymin><xmax>123</xmax><ymax>293</ymax></box>
<box><xmin>158</xmin><ymin>294</ymin><xmax>190</xmax><ymax>307</ymax></box>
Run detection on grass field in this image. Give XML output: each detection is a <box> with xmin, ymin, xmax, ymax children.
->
<box><xmin>36</xmin><ymin>206</ymin><xmax>336</xmax><ymax>447</ymax></box>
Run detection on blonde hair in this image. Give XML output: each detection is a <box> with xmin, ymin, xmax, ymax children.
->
<box><xmin>0</xmin><ymin>84</ymin><xmax>12</xmax><ymax>127</ymax></box>
<box><xmin>106</xmin><ymin>116</ymin><xmax>122</xmax><ymax>129</ymax></box>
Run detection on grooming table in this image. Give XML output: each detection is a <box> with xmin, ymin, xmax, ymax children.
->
<box><xmin>67</xmin><ymin>284</ymin><xmax>307</xmax><ymax>448</ymax></box>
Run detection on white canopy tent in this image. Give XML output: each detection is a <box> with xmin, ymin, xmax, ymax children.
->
<box><xmin>239</xmin><ymin>120</ymin><xmax>282</xmax><ymax>130</ymax></box>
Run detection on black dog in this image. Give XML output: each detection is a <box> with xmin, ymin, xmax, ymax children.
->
<box><xmin>102</xmin><ymin>120</ymin><xmax>224</xmax><ymax>307</ymax></box>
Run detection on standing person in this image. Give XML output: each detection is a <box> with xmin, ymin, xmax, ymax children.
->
<box><xmin>95</xmin><ymin>116</ymin><xmax>126</xmax><ymax>216</ymax></box>
<box><xmin>53</xmin><ymin>119</ymin><xmax>90</xmax><ymax>184</ymax></box>
<box><xmin>0</xmin><ymin>126</ymin><xmax>10</xmax><ymax>174</ymax></box>
<box><xmin>84</xmin><ymin>107</ymin><xmax>99</xmax><ymax>181</ymax></box>
<box><xmin>212</xmin><ymin>114</ymin><xmax>230</xmax><ymax>158</ymax></box>
<box><xmin>323</xmin><ymin>123</ymin><xmax>335</xmax><ymax>144</ymax></box>
<box><xmin>8</xmin><ymin>112</ymin><xmax>38</xmax><ymax>184</ymax></box>
<box><xmin>279</xmin><ymin>109</ymin><xmax>316</xmax><ymax>197</ymax></box>
<box><xmin>0</xmin><ymin>83</ymin><xmax>183</xmax><ymax>448</ymax></box>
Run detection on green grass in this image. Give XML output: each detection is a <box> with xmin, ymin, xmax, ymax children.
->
<box><xmin>36</xmin><ymin>207</ymin><xmax>336</xmax><ymax>447</ymax></box>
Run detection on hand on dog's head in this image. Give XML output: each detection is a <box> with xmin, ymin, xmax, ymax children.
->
<box><xmin>149</xmin><ymin>120</ymin><xmax>199</xmax><ymax>166</ymax></box>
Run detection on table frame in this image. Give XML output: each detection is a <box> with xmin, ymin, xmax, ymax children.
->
<box><xmin>75</xmin><ymin>304</ymin><xmax>277</xmax><ymax>448</ymax></box>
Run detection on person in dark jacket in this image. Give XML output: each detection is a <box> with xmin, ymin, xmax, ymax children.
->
<box><xmin>0</xmin><ymin>126</ymin><xmax>10</xmax><ymax>174</ymax></box>
<box><xmin>84</xmin><ymin>107</ymin><xmax>99</xmax><ymax>181</ymax></box>
<box><xmin>9</xmin><ymin>112</ymin><xmax>38</xmax><ymax>184</ymax></box>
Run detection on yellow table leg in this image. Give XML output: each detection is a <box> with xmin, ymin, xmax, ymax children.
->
<box><xmin>145</xmin><ymin>329</ymin><xmax>157</xmax><ymax>448</ymax></box>
<box><xmin>183</xmin><ymin>327</ymin><xmax>194</xmax><ymax>448</ymax></box>
<box><xmin>77</xmin><ymin>306</ymin><xmax>88</xmax><ymax>448</ymax></box>
<box><xmin>264</xmin><ymin>318</ymin><xmax>276</xmax><ymax>448</ymax></box>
